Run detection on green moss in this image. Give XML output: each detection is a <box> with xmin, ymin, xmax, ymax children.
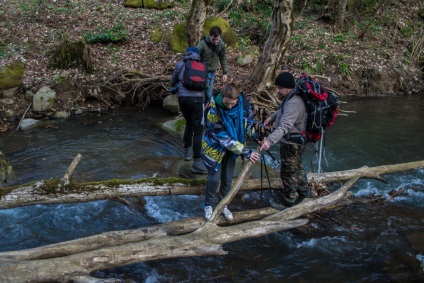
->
<box><xmin>175</xmin><ymin>116</ymin><xmax>186</xmax><ymax>133</ymax></box>
<box><xmin>0</xmin><ymin>177</ymin><xmax>206</xmax><ymax>200</ymax></box>
<box><xmin>143</xmin><ymin>0</ymin><xmax>175</xmax><ymax>10</ymax></box>
<box><xmin>50</xmin><ymin>39</ymin><xmax>92</xmax><ymax>73</ymax></box>
<box><xmin>150</xmin><ymin>28</ymin><xmax>164</xmax><ymax>43</ymax></box>
<box><xmin>124</xmin><ymin>0</ymin><xmax>175</xmax><ymax>9</ymax></box>
<box><xmin>84</xmin><ymin>23</ymin><xmax>128</xmax><ymax>44</ymax></box>
<box><xmin>0</xmin><ymin>61</ymin><xmax>25</xmax><ymax>90</ymax></box>
<box><xmin>123</xmin><ymin>0</ymin><xmax>142</xmax><ymax>8</ymax></box>
<box><xmin>170</xmin><ymin>23</ymin><xmax>188</xmax><ymax>53</ymax></box>
<box><xmin>204</xmin><ymin>17</ymin><xmax>238</xmax><ymax>48</ymax></box>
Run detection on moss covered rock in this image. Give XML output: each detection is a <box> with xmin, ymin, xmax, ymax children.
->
<box><xmin>0</xmin><ymin>151</ymin><xmax>17</xmax><ymax>185</ymax></box>
<box><xmin>162</xmin><ymin>115</ymin><xmax>186</xmax><ymax>139</ymax></box>
<box><xmin>170</xmin><ymin>17</ymin><xmax>238</xmax><ymax>53</ymax></box>
<box><xmin>0</xmin><ymin>61</ymin><xmax>25</xmax><ymax>91</ymax></box>
<box><xmin>124</xmin><ymin>0</ymin><xmax>174</xmax><ymax>9</ymax></box>
<box><xmin>204</xmin><ymin>17</ymin><xmax>238</xmax><ymax>48</ymax></box>
<box><xmin>170</xmin><ymin>23</ymin><xmax>188</xmax><ymax>53</ymax></box>
<box><xmin>150</xmin><ymin>28</ymin><xmax>165</xmax><ymax>43</ymax></box>
<box><xmin>123</xmin><ymin>0</ymin><xmax>142</xmax><ymax>8</ymax></box>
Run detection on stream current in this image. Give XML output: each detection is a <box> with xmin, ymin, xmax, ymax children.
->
<box><xmin>1</xmin><ymin>95</ymin><xmax>424</xmax><ymax>282</ymax></box>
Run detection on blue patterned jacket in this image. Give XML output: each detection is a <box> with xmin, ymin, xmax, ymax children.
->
<box><xmin>201</xmin><ymin>92</ymin><xmax>255</xmax><ymax>172</ymax></box>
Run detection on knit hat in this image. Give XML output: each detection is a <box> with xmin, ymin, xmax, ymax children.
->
<box><xmin>275</xmin><ymin>72</ymin><xmax>295</xmax><ymax>88</ymax></box>
<box><xmin>186</xmin><ymin>46</ymin><xmax>200</xmax><ymax>54</ymax></box>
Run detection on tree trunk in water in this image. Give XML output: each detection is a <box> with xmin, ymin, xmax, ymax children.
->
<box><xmin>1</xmin><ymin>160</ymin><xmax>423</xmax><ymax>210</ymax></box>
<box><xmin>250</xmin><ymin>0</ymin><xmax>294</xmax><ymax>91</ymax></box>
<box><xmin>185</xmin><ymin>0</ymin><xmax>212</xmax><ymax>46</ymax></box>
<box><xmin>0</xmin><ymin>178</ymin><xmax>360</xmax><ymax>282</ymax></box>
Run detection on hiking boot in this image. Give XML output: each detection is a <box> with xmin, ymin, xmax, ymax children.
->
<box><xmin>184</xmin><ymin>147</ymin><xmax>193</xmax><ymax>161</ymax></box>
<box><xmin>222</xmin><ymin>206</ymin><xmax>234</xmax><ymax>221</ymax></box>
<box><xmin>191</xmin><ymin>158</ymin><xmax>208</xmax><ymax>174</ymax></box>
<box><xmin>204</xmin><ymin>205</ymin><xmax>213</xmax><ymax>220</ymax></box>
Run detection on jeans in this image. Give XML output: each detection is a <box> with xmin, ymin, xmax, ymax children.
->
<box><xmin>205</xmin><ymin>72</ymin><xmax>215</xmax><ymax>102</ymax></box>
<box><xmin>178</xmin><ymin>96</ymin><xmax>204</xmax><ymax>159</ymax></box>
<box><xmin>204</xmin><ymin>152</ymin><xmax>236</xmax><ymax>206</ymax></box>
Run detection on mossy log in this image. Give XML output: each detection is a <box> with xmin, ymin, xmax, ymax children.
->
<box><xmin>0</xmin><ymin>157</ymin><xmax>422</xmax><ymax>282</ymax></box>
<box><xmin>0</xmin><ymin>160</ymin><xmax>423</xmax><ymax>210</ymax></box>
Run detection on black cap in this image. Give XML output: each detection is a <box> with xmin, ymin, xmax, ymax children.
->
<box><xmin>275</xmin><ymin>72</ymin><xmax>295</xmax><ymax>88</ymax></box>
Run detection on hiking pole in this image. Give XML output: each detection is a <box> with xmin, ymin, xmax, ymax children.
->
<box><xmin>317</xmin><ymin>130</ymin><xmax>324</xmax><ymax>176</ymax></box>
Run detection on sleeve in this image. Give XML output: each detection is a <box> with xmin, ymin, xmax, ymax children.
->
<box><xmin>265</xmin><ymin>99</ymin><xmax>302</xmax><ymax>147</ymax></box>
<box><xmin>206</xmin><ymin>105</ymin><xmax>248</xmax><ymax>157</ymax></box>
<box><xmin>219</xmin><ymin>42</ymin><xmax>228</xmax><ymax>75</ymax></box>
<box><xmin>170</xmin><ymin>62</ymin><xmax>183</xmax><ymax>87</ymax></box>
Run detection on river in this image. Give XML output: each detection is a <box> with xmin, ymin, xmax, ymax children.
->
<box><xmin>1</xmin><ymin>95</ymin><xmax>424</xmax><ymax>282</ymax></box>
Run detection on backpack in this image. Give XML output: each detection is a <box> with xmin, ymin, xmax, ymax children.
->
<box><xmin>182</xmin><ymin>59</ymin><xmax>208</xmax><ymax>91</ymax></box>
<box><xmin>288</xmin><ymin>74</ymin><xmax>339</xmax><ymax>144</ymax></box>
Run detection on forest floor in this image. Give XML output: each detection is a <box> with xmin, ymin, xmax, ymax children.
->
<box><xmin>0</xmin><ymin>0</ymin><xmax>423</xmax><ymax>132</ymax></box>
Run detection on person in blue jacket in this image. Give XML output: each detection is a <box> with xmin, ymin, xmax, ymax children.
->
<box><xmin>170</xmin><ymin>46</ymin><xmax>207</xmax><ymax>174</ymax></box>
<box><xmin>201</xmin><ymin>83</ymin><xmax>260</xmax><ymax>221</ymax></box>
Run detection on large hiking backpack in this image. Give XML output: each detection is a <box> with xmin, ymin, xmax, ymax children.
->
<box><xmin>182</xmin><ymin>59</ymin><xmax>208</xmax><ymax>91</ymax></box>
<box><xmin>294</xmin><ymin>73</ymin><xmax>339</xmax><ymax>143</ymax></box>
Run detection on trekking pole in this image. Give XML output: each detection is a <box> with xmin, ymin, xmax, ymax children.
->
<box><xmin>317</xmin><ymin>130</ymin><xmax>324</xmax><ymax>176</ymax></box>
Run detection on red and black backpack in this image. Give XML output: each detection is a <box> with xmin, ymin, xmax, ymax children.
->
<box><xmin>286</xmin><ymin>74</ymin><xmax>339</xmax><ymax>144</ymax></box>
<box><xmin>182</xmin><ymin>59</ymin><xmax>208</xmax><ymax>91</ymax></box>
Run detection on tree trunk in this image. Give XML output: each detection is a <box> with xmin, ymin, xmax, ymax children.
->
<box><xmin>334</xmin><ymin>0</ymin><xmax>348</xmax><ymax>32</ymax></box>
<box><xmin>250</xmin><ymin>0</ymin><xmax>294</xmax><ymax>91</ymax></box>
<box><xmin>1</xmin><ymin>160</ymin><xmax>423</xmax><ymax>210</ymax></box>
<box><xmin>0</xmin><ymin>159</ymin><xmax>422</xmax><ymax>282</ymax></box>
<box><xmin>0</xmin><ymin>178</ymin><xmax>359</xmax><ymax>283</ymax></box>
<box><xmin>185</xmin><ymin>0</ymin><xmax>212</xmax><ymax>46</ymax></box>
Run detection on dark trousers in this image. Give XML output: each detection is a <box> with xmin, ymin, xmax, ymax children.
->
<box><xmin>204</xmin><ymin>152</ymin><xmax>236</xmax><ymax>207</ymax></box>
<box><xmin>278</xmin><ymin>142</ymin><xmax>309</xmax><ymax>200</ymax></box>
<box><xmin>178</xmin><ymin>96</ymin><xmax>204</xmax><ymax>159</ymax></box>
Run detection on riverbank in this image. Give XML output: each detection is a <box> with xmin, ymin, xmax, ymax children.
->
<box><xmin>1</xmin><ymin>0</ymin><xmax>423</xmax><ymax>132</ymax></box>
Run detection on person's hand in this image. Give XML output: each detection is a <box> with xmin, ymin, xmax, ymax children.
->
<box><xmin>222</xmin><ymin>74</ymin><xmax>228</xmax><ymax>82</ymax></box>
<box><xmin>249</xmin><ymin>151</ymin><xmax>260</xmax><ymax>163</ymax></box>
<box><xmin>259</xmin><ymin>139</ymin><xmax>270</xmax><ymax>151</ymax></box>
<box><xmin>264</xmin><ymin>118</ymin><xmax>272</xmax><ymax>128</ymax></box>
<box><xmin>204</xmin><ymin>101</ymin><xmax>211</xmax><ymax>109</ymax></box>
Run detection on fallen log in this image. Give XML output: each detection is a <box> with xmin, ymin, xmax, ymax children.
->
<box><xmin>0</xmin><ymin>177</ymin><xmax>359</xmax><ymax>282</ymax></box>
<box><xmin>1</xmin><ymin>155</ymin><xmax>422</xmax><ymax>282</ymax></box>
<box><xmin>1</xmin><ymin>160</ymin><xmax>422</xmax><ymax>210</ymax></box>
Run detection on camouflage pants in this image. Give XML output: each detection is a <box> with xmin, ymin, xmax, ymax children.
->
<box><xmin>276</xmin><ymin>142</ymin><xmax>309</xmax><ymax>201</ymax></box>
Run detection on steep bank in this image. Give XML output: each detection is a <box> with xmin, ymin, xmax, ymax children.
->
<box><xmin>0</xmin><ymin>0</ymin><xmax>423</xmax><ymax>132</ymax></box>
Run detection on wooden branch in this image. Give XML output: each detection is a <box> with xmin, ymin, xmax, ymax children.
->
<box><xmin>209</xmin><ymin>147</ymin><xmax>260</xmax><ymax>222</ymax></box>
<box><xmin>307</xmin><ymin>160</ymin><xmax>424</xmax><ymax>183</ymax></box>
<box><xmin>0</xmin><ymin>176</ymin><xmax>359</xmax><ymax>282</ymax></box>
<box><xmin>60</xmin><ymin>153</ymin><xmax>82</xmax><ymax>185</ymax></box>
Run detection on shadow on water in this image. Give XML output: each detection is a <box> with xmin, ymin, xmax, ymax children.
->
<box><xmin>1</xmin><ymin>97</ymin><xmax>424</xmax><ymax>282</ymax></box>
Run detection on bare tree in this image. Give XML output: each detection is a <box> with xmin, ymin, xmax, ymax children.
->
<box><xmin>335</xmin><ymin>0</ymin><xmax>348</xmax><ymax>32</ymax></box>
<box><xmin>250</xmin><ymin>0</ymin><xmax>294</xmax><ymax>92</ymax></box>
<box><xmin>185</xmin><ymin>0</ymin><xmax>212</xmax><ymax>46</ymax></box>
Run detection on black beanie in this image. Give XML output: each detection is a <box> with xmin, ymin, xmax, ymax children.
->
<box><xmin>275</xmin><ymin>72</ymin><xmax>295</xmax><ymax>88</ymax></box>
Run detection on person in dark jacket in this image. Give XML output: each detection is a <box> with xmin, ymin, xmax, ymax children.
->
<box><xmin>196</xmin><ymin>26</ymin><xmax>228</xmax><ymax>101</ymax></box>
<box><xmin>202</xmin><ymin>83</ymin><xmax>260</xmax><ymax>221</ymax></box>
<box><xmin>170</xmin><ymin>47</ymin><xmax>207</xmax><ymax>174</ymax></box>
<box><xmin>259</xmin><ymin>72</ymin><xmax>309</xmax><ymax>210</ymax></box>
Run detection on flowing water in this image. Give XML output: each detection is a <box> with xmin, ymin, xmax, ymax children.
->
<box><xmin>1</xmin><ymin>96</ymin><xmax>424</xmax><ymax>282</ymax></box>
